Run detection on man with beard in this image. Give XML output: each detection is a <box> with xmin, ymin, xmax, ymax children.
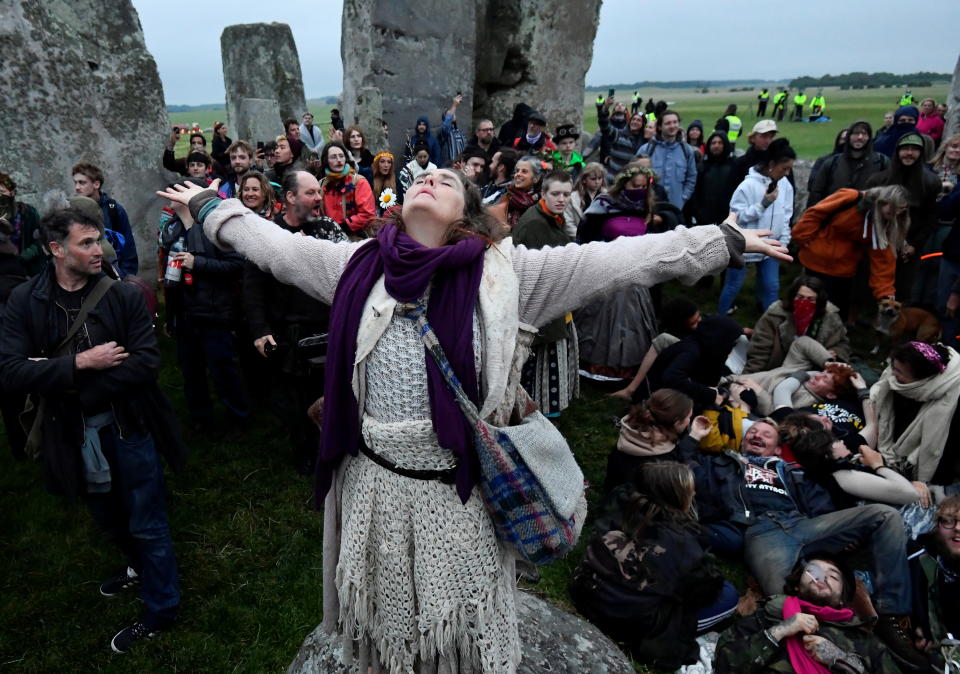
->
<box><xmin>807</xmin><ymin>121</ymin><xmax>889</xmax><ymax>208</ymax></box>
<box><xmin>715</xmin><ymin>554</ymin><xmax>902</xmax><ymax>672</ymax></box>
<box><xmin>243</xmin><ymin>171</ymin><xmax>346</xmax><ymax>474</ymax></box>
<box><xmin>0</xmin><ymin>172</ymin><xmax>43</xmax><ymax>275</ymax></box>
<box><xmin>684</xmin><ymin>417</ymin><xmax>929</xmax><ymax>671</ymax></box>
<box><xmin>911</xmin><ymin>494</ymin><xmax>960</xmax><ymax>667</ymax></box>
<box><xmin>219</xmin><ymin>141</ymin><xmax>254</xmax><ymax>199</ymax></box>
<box><xmin>464</xmin><ymin>118</ymin><xmax>501</xmax><ymax>166</ymax></box>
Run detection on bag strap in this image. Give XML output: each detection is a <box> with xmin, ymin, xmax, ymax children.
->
<box><xmin>54</xmin><ymin>275</ymin><xmax>116</xmax><ymax>355</ymax></box>
<box><xmin>397</xmin><ymin>301</ymin><xmax>483</xmax><ymax>424</ymax></box>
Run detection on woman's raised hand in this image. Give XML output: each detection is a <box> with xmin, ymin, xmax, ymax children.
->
<box><xmin>156</xmin><ymin>178</ymin><xmax>221</xmax><ymax>207</ymax></box>
<box><xmin>722</xmin><ymin>213</ymin><xmax>792</xmax><ymax>262</ymax></box>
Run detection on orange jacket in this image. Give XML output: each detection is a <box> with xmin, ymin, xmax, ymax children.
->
<box><xmin>321</xmin><ymin>173</ymin><xmax>376</xmax><ymax>232</ymax></box>
<box><xmin>792</xmin><ymin>188</ymin><xmax>896</xmax><ymax>298</ymax></box>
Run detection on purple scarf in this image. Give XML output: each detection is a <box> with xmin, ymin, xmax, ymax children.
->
<box><xmin>316</xmin><ymin>221</ymin><xmax>487</xmax><ymax>506</ymax></box>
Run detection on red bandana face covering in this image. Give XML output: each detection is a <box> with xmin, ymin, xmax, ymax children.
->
<box><xmin>793</xmin><ymin>298</ymin><xmax>817</xmax><ymax>336</ymax></box>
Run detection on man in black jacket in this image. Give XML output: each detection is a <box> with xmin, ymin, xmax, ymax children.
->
<box><xmin>162</xmin><ymin>178</ymin><xmax>250</xmax><ymax>428</ymax></box>
<box><xmin>244</xmin><ymin>171</ymin><xmax>345</xmax><ymax>473</ymax></box>
<box><xmin>807</xmin><ymin>120</ymin><xmax>888</xmax><ymax>209</ymax></box>
<box><xmin>0</xmin><ymin>208</ymin><xmax>185</xmax><ymax>653</ymax></box>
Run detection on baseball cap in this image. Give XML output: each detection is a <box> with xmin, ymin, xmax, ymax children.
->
<box><xmin>752</xmin><ymin>120</ymin><xmax>778</xmax><ymax>134</ymax></box>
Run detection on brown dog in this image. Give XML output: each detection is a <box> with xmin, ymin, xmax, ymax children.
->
<box><xmin>875</xmin><ymin>298</ymin><xmax>942</xmax><ymax>345</ymax></box>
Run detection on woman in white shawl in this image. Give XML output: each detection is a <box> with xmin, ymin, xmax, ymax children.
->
<box><xmin>872</xmin><ymin>341</ymin><xmax>960</xmax><ymax>494</ymax></box>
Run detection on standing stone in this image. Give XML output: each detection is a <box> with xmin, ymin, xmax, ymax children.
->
<box><xmin>341</xmin><ymin>0</ymin><xmax>603</xmax><ymax>159</ymax></box>
<box><xmin>285</xmin><ymin>591</ymin><xmax>633</xmax><ymax>673</ymax></box>
<box><xmin>348</xmin><ymin>86</ymin><xmax>389</xmax><ymax>155</ymax></box>
<box><xmin>946</xmin><ymin>53</ymin><xmax>960</xmax><ymax>141</ymax></box>
<box><xmin>341</xmin><ymin>1</ymin><xmax>476</xmax><ymax>160</ymax></box>
<box><xmin>474</xmin><ymin>0</ymin><xmax>603</xmax><ymax>139</ymax></box>
<box><xmin>235</xmin><ymin>98</ymin><xmax>284</xmax><ymax>147</ymax></box>
<box><xmin>0</xmin><ymin>0</ymin><xmax>170</xmax><ymax>276</ymax></box>
<box><xmin>221</xmin><ymin>23</ymin><xmax>307</xmax><ymax>135</ymax></box>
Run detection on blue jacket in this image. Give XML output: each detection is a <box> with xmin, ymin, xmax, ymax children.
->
<box><xmin>636</xmin><ymin>138</ymin><xmax>698</xmax><ymax>209</ymax></box>
<box><xmin>98</xmin><ymin>192</ymin><xmax>138</xmax><ymax>277</ymax></box>
<box><xmin>409</xmin><ymin>116</ymin><xmax>442</xmax><ymax>167</ymax></box>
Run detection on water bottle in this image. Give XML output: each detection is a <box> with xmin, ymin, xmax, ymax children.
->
<box><xmin>164</xmin><ymin>238</ymin><xmax>184</xmax><ymax>284</ymax></box>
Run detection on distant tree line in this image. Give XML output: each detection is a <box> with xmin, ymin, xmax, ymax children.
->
<box><xmin>789</xmin><ymin>71</ymin><xmax>951</xmax><ymax>90</ymax></box>
<box><xmin>586</xmin><ymin>79</ymin><xmax>778</xmax><ymax>91</ymax></box>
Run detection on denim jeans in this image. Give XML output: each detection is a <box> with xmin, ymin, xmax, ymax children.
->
<box><xmin>175</xmin><ymin>316</ymin><xmax>250</xmax><ymax>422</ymax></box>
<box><xmin>700</xmin><ymin>520</ymin><xmax>745</xmax><ymax>556</ymax></box>
<box><xmin>85</xmin><ymin>426</ymin><xmax>180</xmax><ymax>623</ymax></box>
<box><xmin>744</xmin><ymin>503</ymin><xmax>910</xmax><ymax>615</ymax></box>
<box><xmin>937</xmin><ymin>257</ymin><xmax>960</xmax><ymax>349</ymax></box>
<box><xmin>717</xmin><ymin>257</ymin><xmax>780</xmax><ymax>316</ymax></box>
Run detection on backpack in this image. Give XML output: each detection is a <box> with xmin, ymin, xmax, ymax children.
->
<box><xmin>643</xmin><ymin>137</ymin><xmax>693</xmax><ymax>163</ymax></box>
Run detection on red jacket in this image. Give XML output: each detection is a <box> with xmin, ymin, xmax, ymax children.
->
<box><xmin>321</xmin><ymin>173</ymin><xmax>376</xmax><ymax>233</ymax></box>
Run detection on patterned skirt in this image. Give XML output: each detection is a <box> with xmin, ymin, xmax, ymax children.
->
<box><xmin>521</xmin><ymin>321</ymin><xmax>580</xmax><ymax>416</ymax></box>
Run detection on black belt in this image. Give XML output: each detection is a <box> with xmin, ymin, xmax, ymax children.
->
<box><xmin>358</xmin><ymin>442</ymin><xmax>457</xmax><ymax>484</ymax></box>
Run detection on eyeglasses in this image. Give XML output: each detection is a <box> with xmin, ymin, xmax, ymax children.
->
<box><xmin>938</xmin><ymin>517</ymin><xmax>958</xmax><ymax>529</ymax></box>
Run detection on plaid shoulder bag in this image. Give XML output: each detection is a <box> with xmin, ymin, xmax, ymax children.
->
<box><xmin>400</xmin><ymin>301</ymin><xmax>585</xmax><ymax>565</ymax></box>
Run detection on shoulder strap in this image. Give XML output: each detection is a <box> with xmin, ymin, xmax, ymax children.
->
<box><xmin>54</xmin><ymin>275</ymin><xmax>116</xmax><ymax>354</ymax></box>
<box><xmin>105</xmin><ymin>199</ymin><xmax>120</xmax><ymax>231</ymax></box>
<box><xmin>398</xmin><ymin>301</ymin><xmax>482</xmax><ymax>423</ymax></box>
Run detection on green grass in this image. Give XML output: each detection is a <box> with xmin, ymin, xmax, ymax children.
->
<box><xmin>168</xmin><ymin>86</ymin><xmax>949</xmax><ymax>162</ymax></box>
<box><xmin>583</xmin><ymin>84</ymin><xmax>949</xmax><ymax>160</ymax></box>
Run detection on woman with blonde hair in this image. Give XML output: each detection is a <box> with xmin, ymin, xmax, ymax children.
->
<box><xmin>792</xmin><ymin>184</ymin><xmax>910</xmax><ymax>316</ymax></box>
<box><xmin>370</xmin><ymin>151</ymin><xmax>403</xmax><ymax>215</ymax></box>
<box><xmin>157</xmin><ymin>168</ymin><xmax>785</xmax><ymax>673</ymax></box>
<box><xmin>563</xmin><ymin>161</ymin><xmax>606</xmax><ymax>238</ymax></box>
<box><xmin>931</xmin><ymin>132</ymin><xmax>960</xmax><ymax>188</ymax></box>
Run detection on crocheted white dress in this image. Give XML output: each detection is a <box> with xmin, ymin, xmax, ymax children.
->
<box><xmin>335</xmin><ymin>308</ymin><xmax>521</xmax><ymax>673</ymax></box>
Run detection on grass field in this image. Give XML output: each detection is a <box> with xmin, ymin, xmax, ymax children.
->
<box><xmin>170</xmin><ymin>85</ymin><xmax>948</xmax><ymax>161</ymax></box>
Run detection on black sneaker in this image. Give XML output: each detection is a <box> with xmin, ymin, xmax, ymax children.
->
<box><xmin>110</xmin><ymin>619</ymin><xmax>158</xmax><ymax>654</ymax></box>
<box><xmin>874</xmin><ymin>614</ymin><xmax>929</xmax><ymax>672</ymax></box>
<box><xmin>99</xmin><ymin>566</ymin><xmax>139</xmax><ymax>597</ymax></box>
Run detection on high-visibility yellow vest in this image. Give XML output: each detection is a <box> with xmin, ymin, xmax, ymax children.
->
<box><xmin>794</xmin><ymin>94</ymin><xmax>807</xmax><ymax>105</ymax></box>
<box><xmin>759</xmin><ymin>91</ymin><xmax>770</xmax><ymax>101</ymax></box>
<box><xmin>725</xmin><ymin>115</ymin><xmax>742</xmax><ymax>142</ymax></box>
<box><xmin>811</xmin><ymin>95</ymin><xmax>825</xmax><ymax>110</ymax></box>
<box><xmin>773</xmin><ymin>93</ymin><xmax>786</xmax><ymax>105</ymax></box>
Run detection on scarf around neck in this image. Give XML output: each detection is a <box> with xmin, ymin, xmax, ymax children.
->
<box><xmin>316</xmin><ymin>221</ymin><xmax>487</xmax><ymax>506</ymax></box>
<box><xmin>507</xmin><ymin>187</ymin><xmax>537</xmax><ymax>228</ymax></box>
<box><xmin>873</xmin><ymin>349</ymin><xmax>960</xmax><ymax>481</ymax></box>
<box><xmin>536</xmin><ymin>199</ymin><xmax>564</xmax><ymax>227</ymax></box>
<box><xmin>782</xmin><ymin>595</ymin><xmax>855</xmax><ymax>674</ymax></box>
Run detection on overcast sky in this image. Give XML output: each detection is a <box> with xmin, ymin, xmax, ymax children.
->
<box><xmin>134</xmin><ymin>0</ymin><xmax>960</xmax><ymax>105</ymax></box>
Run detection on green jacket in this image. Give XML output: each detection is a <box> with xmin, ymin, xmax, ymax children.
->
<box><xmin>513</xmin><ymin>204</ymin><xmax>572</xmax><ymax>343</ymax></box>
<box><xmin>715</xmin><ymin>595</ymin><xmax>900</xmax><ymax>673</ymax></box>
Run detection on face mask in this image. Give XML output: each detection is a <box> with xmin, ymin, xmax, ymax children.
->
<box><xmin>623</xmin><ymin>187</ymin><xmax>647</xmax><ymax>203</ymax></box>
<box><xmin>793</xmin><ymin>297</ymin><xmax>817</xmax><ymax>336</ymax></box>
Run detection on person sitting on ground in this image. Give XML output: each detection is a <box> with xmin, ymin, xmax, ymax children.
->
<box><xmin>718</xmin><ymin>138</ymin><xmax>795</xmax><ymax>317</ymax></box>
<box><xmin>744</xmin><ymin>275</ymin><xmax>851</xmax><ymax>374</ymax></box>
<box><xmin>610</xmin><ymin>297</ymin><xmax>703</xmax><ymax>402</ymax></box>
<box><xmin>513</xmin><ymin>171</ymin><xmax>580</xmax><ymax>416</ymax></box>
<box><xmin>398</xmin><ymin>142</ymin><xmax>437</xmax><ymax>193</ymax></box>
<box><xmin>715</xmin><ymin>554</ymin><xmax>903</xmax><ymax>673</ymax></box>
<box><xmin>684</xmin><ymin>416</ymin><xmax>928</xmax><ymax>670</ymax></box>
<box><xmin>572</xmin><ymin>462</ymin><xmax>737</xmax><ymax>671</ymax></box>
<box><xmin>603</xmin><ymin>388</ymin><xmax>710</xmax><ymax>491</ymax></box>
<box><xmin>910</xmin><ymin>494</ymin><xmax>960</xmax><ymax>666</ymax></box>
<box><xmin>872</xmin><ymin>341</ymin><xmax>960</xmax><ymax>487</ymax></box>
<box><xmin>315</xmin><ymin>140</ymin><xmax>376</xmax><ymax>236</ymax></box>
<box><xmin>645</xmin><ymin>315</ymin><xmax>744</xmax><ymax>411</ymax></box>
<box><xmin>371</xmin><ymin>152</ymin><xmax>403</xmax><ymax>216</ymax></box>
<box><xmin>791</xmin><ymin>429</ymin><xmax>923</xmax><ymax>509</ymax></box>
<box><xmin>792</xmin><ymin>185</ymin><xmax>909</xmax><ymax>318</ymax></box>
<box><xmin>562</xmin><ymin>161</ymin><xmax>606</xmax><ymax>239</ymax></box>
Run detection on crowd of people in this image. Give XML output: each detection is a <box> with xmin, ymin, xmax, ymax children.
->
<box><xmin>0</xmin><ymin>86</ymin><xmax>958</xmax><ymax>673</ymax></box>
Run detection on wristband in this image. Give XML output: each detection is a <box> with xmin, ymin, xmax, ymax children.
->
<box><xmin>856</xmin><ymin>388</ymin><xmax>870</xmax><ymax>401</ymax></box>
<box><xmin>763</xmin><ymin>629</ymin><xmax>780</xmax><ymax>646</ymax></box>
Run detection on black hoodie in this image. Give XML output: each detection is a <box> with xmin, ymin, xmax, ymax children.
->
<box><xmin>807</xmin><ymin>120</ymin><xmax>889</xmax><ymax>208</ymax></box>
<box><xmin>497</xmin><ymin>103</ymin><xmax>532</xmax><ymax>145</ymax></box>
